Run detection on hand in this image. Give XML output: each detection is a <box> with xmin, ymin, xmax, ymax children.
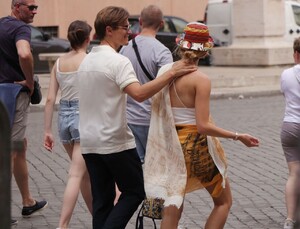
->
<box><xmin>171</xmin><ymin>60</ymin><xmax>197</xmax><ymax>78</ymax></box>
<box><xmin>237</xmin><ymin>133</ymin><xmax>259</xmax><ymax>147</ymax></box>
<box><xmin>15</xmin><ymin>80</ymin><xmax>34</xmax><ymax>95</ymax></box>
<box><xmin>44</xmin><ymin>133</ymin><xmax>54</xmax><ymax>152</ymax></box>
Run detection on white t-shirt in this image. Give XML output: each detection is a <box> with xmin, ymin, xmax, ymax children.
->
<box><xmin>78</xmin><ymin>45</ymin><xmax>139</xmax><ymax>154</ymax></box>
<box><xmin>281</xmin><ymin>64</ymin><xmax>300</xmax><ymax>123</ymax></box>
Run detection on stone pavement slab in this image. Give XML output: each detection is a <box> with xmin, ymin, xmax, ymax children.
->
<box><xmin>11</xmin><ymin>95</ymin><xmax>288</xmax><ymax>229</ymax></box>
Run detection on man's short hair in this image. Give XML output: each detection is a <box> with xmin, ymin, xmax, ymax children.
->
<box><xmin>11</xmin><ymin>0</ymin><xmax>23</xmax><ymax>8</ymax></box>
<box><xmin>94</xmin><ymin>6</ymin><xmax>129</xmax><ymax>41</ymax></box>
<box><xmin>294</xmin><ymin>37</ymin><xmax>300</xmax><ymax>53</ymax></box>
<box><xmin>140</xmin><ymin>5</ymin><xmax>163</xmax><ymax>30</ymax></box>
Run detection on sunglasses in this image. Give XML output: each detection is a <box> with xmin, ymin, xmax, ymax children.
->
<box><xmin>117</xmin><ymin>24</ymin><xmax>131</xmax><ymax>31</ymax></box>
<box><xmin>18</xmin><ymin>3</ymin><xmax>38</xmax><ymax>11</ymax></box>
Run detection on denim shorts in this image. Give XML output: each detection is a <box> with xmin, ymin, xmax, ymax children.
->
<box><xmin>58</xmin><ymin>100</ymin><xmax>80</xmax><ymax>144</ymax></box>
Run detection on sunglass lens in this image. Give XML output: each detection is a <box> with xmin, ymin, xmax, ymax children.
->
<box><xmin>28</xmin><ymin>5</ymin><xmax>38</xmax><ymax>10</ymax></box>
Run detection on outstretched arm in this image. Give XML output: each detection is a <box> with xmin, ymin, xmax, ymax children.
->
<box><xmin>124</xmin><ymin>60</ymin><xmax>197</xmax><ymax>102</ymax></box>
<box><xmin>195</xmin><ymin>74</ymin><xmax>259</xmax><ymax>147</ymax></box>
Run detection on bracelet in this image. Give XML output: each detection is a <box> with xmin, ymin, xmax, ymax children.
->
<box><xmin>234</xmin><ymin>132</ymin><xmax>239</xmax><ymax>141</ymax></box>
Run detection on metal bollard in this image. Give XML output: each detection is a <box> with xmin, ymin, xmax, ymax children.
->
<box><xmin>0</xmin><ymin>101</ymin><xmax>11</xmax><ymax>228</ymax></box>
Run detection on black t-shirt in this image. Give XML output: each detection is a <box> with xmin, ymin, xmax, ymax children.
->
<box><xmin>0</xmin><ymin>16</ymin><xmax>31</xmax><ymax>83</ymax></box>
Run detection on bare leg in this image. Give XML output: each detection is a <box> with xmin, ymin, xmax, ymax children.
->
<box><xmin>80</xmin><ymin>169</ymin><xmax>93</xmax><ymax>213</ymax></box>
<box><xmin>13</xmin><ymin>138</ymin><xmax>35</xmax><ymax>206</ymax></box>
<box><xmin>161</xmin><ymin>204</ymin><xmax>183</xmax><ymax>229</ymax></box>
<box><xmin>58</xmin><ymin>142</ymin><xmax>92</xmax><ymax>228</ymax></box>
<box><xmin>285</xmin><ymin>161</ymin><xmax>300</xmax><ymax>221</ymax></box>
<box><xmin>204</xmin><ymin>178</ymin><xmax>232</xmax><ymax>229</ymax></box>
<box><xmin>114</xmin><ymin>184</ymin><xmax>121</xmax><ymax>205</ymax></box>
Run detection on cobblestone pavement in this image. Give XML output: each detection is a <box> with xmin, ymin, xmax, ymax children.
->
<box><xmin>11</xmin><ymin>94</ymin><xmax>288</xmax><ymax>229</ymax></box>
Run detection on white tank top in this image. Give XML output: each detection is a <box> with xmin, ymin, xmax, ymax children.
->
<box><xmin>56</xmin><ymin>58</ymin><xmax>79</xmax><ymax>101</ymax></box>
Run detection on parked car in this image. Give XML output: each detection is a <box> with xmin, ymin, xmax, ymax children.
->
<box><xmin>128</xmin><ymin>15</ymin><xmax>187</xmax><ymax>55</ymax></box>
<box><xmin>30</xmin><ymin>25</ymin><xmax>70</xmax><ymax>73</ymax></box>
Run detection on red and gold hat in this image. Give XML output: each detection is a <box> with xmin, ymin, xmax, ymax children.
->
<box><xmin>176</xmin><ymin>22</ymin><xmax>214</xmax><ymax>51</ymax></box>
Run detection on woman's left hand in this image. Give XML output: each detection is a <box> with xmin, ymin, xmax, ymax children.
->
<box><xmin>237</xmin><ymin>133</ymin><xmax>260</xmax><ymax>147</ymax></box>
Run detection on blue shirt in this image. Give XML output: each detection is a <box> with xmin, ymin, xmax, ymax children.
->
<box><xmin>0</xmin><ymin>16</ymin><xmax>31</xmax><ymax>83</ymax></box>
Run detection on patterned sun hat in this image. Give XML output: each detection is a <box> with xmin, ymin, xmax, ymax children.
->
<box><xmin>176</xmin><ymin>22</ymin><xmax>214</xmax><ymax>51</ymax></box>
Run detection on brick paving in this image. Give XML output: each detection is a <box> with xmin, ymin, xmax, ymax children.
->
<box><xmin>10</xmin><ymin>94</ymin><xmax>288</xmax><ymax>229</ymax></box>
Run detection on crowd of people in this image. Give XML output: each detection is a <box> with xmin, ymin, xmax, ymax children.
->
<box><xmin>0</xmin><ymin>0</ymin><xmax>299</xmax><ymax>229</ymax></box>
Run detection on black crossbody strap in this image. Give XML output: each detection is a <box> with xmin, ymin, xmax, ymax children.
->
<box><xmin>132</xmin><ymin>38</ymin><xmax>155</xmax><ymax>81</ymax></box>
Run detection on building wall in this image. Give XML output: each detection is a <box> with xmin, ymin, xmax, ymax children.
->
<box><xmin>1</xmin><ymin>0</ymin><xmax>208</xmax><ymax>39</ymax></box>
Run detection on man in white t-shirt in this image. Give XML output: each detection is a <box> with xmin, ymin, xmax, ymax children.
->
<box><xmin>120</xmin><ymin>5</ymin><xmax>173</xmax><ymax>163</ymax></box>
<box><xmin>78</xmin><ymin>6</ymin><xmax>196</xmax><ymax>229</ymax></box>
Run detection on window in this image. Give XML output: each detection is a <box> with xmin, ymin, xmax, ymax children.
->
<box><xmin>292</xmin><ymin>5</ymin><xmax>300</xmax><ymax>27</ymax></box>
<box><xmin>30</xmin><ymin>26</ymin><xmax>43</xmax><ymax>40</ymax></box>
<box><xmin>37</xmin><ymin>26</ymin><xmax>59</xmax><ymax>37</ymax></box>
<box><xmin>171</xmin><ymin>17</ymin><xmax>187</xmax><ymax>34</ymax></box>
<box><xmin>160</xmin><ymin>20</ymin><xmax>171</xmax><ymax>33</ymax></box>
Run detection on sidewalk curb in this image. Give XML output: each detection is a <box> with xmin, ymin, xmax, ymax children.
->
<box><xmin>210</xmin><ymin>87</ymin><xmax>281</xmax><ymax>99</ymax></box>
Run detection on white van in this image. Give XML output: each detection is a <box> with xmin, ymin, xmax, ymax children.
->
<box><xmin>206</xmin><ymin>0</ymin><xmax>300</xmax><ymax>46</ymax></box>
<box><xmin>285</xmin><ymin>0</ymin><xmax>300</xmax><ymax>42</ymax></box>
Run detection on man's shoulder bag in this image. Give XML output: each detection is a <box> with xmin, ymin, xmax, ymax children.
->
<box><xmin>132</xmin><ymin>38</ymin><xmax>155</xmax><ymax>81</ymax></box>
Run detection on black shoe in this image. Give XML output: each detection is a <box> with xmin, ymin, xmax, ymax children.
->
<box><xmin>11</xmin><ymin>219</ymin><xmax>18</xmax><ymax>225</ymax></box>
<box><xmin>22</xmin><ymin>200</ymin><xmax>48</xmax><ymax>217</ymax></box>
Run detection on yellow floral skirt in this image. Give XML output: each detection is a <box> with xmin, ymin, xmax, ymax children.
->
<box><xmin>176</xmin><ymin>125</ymin><xmax>225</xmax><ymax>198</ymax></box>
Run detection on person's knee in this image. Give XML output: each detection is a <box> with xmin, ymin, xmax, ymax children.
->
<box><xmin>82</xmin><ymin>171</ymin><xmax>90</xmax><ymax>181</ymax></box>
<box><xmin>226</xmin><ymin>198</ymin><xmax>232</xmax><ymax>211</ymax></box>
<box><xmin>213</xmin><ymin>190</ymin><xmax>232</xmax><ymax>213</ymax></box>
<box><xmin>215</xmin><ymin>197</ymin><xmax>232</xmax><ymax>213</ymax></box>
<box><xmin>13</xmin><ymin>138</ymin><xmax>27</xmax><ymax>156</ymax></box>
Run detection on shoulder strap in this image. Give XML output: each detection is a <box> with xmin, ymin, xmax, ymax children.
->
<box><xmin>132</xmin><ymin>38</ymin><xmax>155</xmax><ymax>81</ymax></box>
<box><xmin>56</xmin><ymin>58</ymin><xmax>60</xmax><ymax>73</ymax></box>
<box><xmin>172</xmin><ymin>80</ymin><xmax>188</xmax><ymax>108</ymax></box>
<box><xmin>135</xmin><ymin>204</ymin><xmax>144</xmax><ymax>229</ymax></box>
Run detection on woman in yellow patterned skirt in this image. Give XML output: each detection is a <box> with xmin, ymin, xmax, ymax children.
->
<box><xmin>143</xmin><ymin>22</ymin><xmax>260</xmax><ymax>229</ymax></box>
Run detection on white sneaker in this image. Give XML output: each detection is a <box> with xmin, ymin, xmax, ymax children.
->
<box><xmin>284</xmin><ymin>219</ymin><xmax>295</xmax><ymax>229</ymax></box>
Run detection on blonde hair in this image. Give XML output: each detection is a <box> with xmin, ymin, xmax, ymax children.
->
<box><xmin>176</xmin><ymin>47</ymin><xmax>208</xmax><ymax>64</ymax></box>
